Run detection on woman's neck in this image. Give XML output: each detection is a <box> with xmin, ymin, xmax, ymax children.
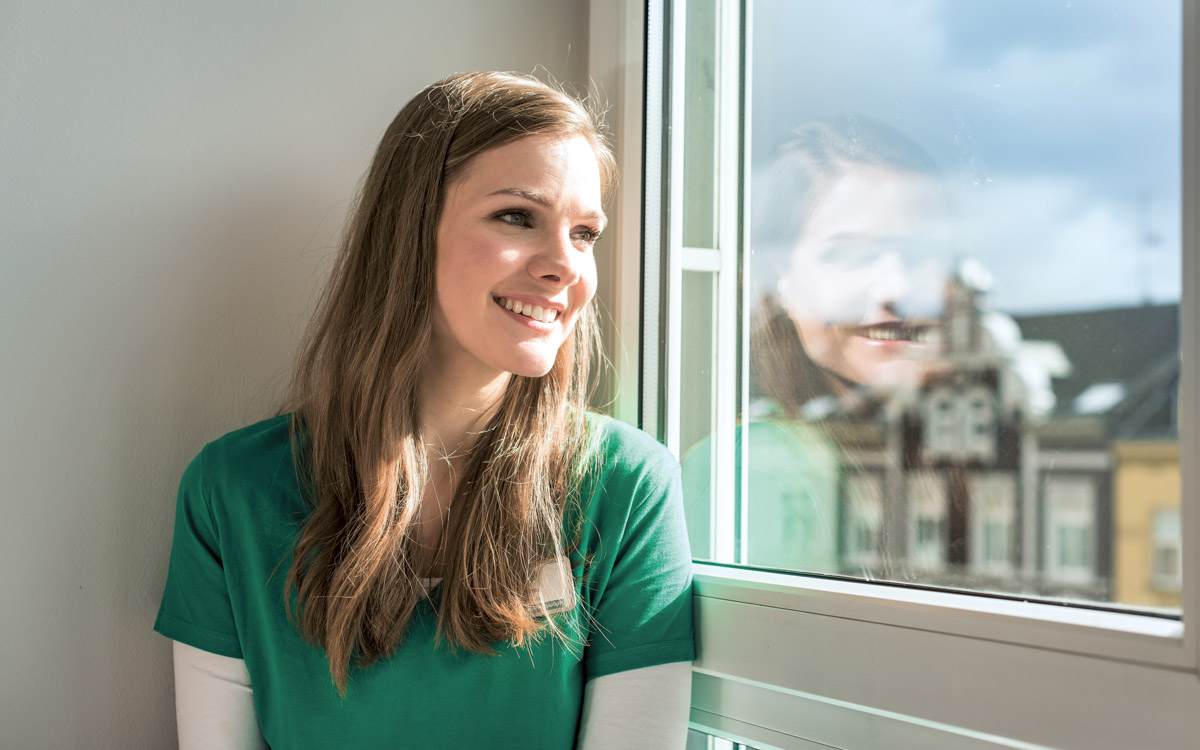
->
<box><xmin>417</xmin><ymin>367</ymin><xmax>510</xmax><ymax>466</ymax></box>
<box><xmin>412</xmin><ymin>369</ymin><xmax>509</xmax><ymax>578</ymax></box>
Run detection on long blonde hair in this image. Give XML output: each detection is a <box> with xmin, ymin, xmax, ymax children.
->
<box><xmin>283</xmin><ymin>72</ymin><xmax>614</xmax><ymax>694</ymax></box>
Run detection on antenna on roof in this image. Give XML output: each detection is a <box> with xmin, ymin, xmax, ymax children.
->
<box><xmin>1136</xmin><ymin>189</ymin><xmax>1162</xmax><ymax>306</ymax></box>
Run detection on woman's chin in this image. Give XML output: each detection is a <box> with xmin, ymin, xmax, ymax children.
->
<box><xmin>850</xmin><ymin>356</ymin><xmax>945</xmax><ymax>391</ymax></box>
<box><xmin>500</xmin><ymin>350</ymin><xmax>559</xmax><ymax>379</ymax></box>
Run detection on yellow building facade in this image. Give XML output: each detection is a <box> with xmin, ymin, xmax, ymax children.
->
<box><xmin>1112</xmin><ymin>441</ymin><xmax>1181</xmax><ymax>609</ymax></box>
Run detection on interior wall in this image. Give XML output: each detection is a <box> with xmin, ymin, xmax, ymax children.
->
<box><xmin>0</xmin><ymin>2</ymin><xmax>589</xmax><ymax>746</ymax></box>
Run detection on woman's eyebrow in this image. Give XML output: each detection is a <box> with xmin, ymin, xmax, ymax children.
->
<box><xmin>488</xmin><ymin>187</ymin><xmax>605</xmax><ymax>221</ymax></box>
<box><xmin>489</xmin><ymin>187</ymin><xmax>551</xmax><ymax>206</ymax></box>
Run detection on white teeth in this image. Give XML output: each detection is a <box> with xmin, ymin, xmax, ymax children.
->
<box><xmin>856</xmin><ymin>325</ymin><xmax>939</xmax><ymax>343</ymax></box>
<box><xmin>497</xmin><ymin>296</ymin><xmax>559</xmax><ymax>323</ymax></box>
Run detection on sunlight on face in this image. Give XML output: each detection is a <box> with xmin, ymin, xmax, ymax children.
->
<box><xmin>432</xmin><ymin>134</ymin><xmax>605</xmax><ymax>383</ymax></box>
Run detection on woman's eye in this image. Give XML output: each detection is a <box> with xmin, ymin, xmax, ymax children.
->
<box><xmin>495</xmin><ymin>209</ymin><xmax>533</xmax><ymax>228</ymax></box>
<box><xmin>572</xmin><ymin>227</ymin><xmax>603</xmax><ymax>245</ymax></box>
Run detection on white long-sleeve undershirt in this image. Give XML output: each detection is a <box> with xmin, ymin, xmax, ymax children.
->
<box><xmin>172</xmin><ymin>641</ymin><xmax>691</xmax><ymax>749</ymax></box>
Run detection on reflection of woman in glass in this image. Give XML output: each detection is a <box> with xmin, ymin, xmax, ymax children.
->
<box><xmin>684</xmin><ymin>116</ymin><xmax>950</xmax><ymax>574</ymax></box>
<box><xmin>755</xmin><ymin>116</ymin><xmax>951</xmax><ymax>412</ymax></box>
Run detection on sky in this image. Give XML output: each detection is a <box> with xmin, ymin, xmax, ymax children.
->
<box><xmin>750</xmin><ymin>0</ymin><xmax>1182</xmax><ymax>314</ymax></box>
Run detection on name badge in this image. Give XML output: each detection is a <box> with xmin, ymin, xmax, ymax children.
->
<box><xmin>536</xmin><ymin>556</ymin><xmax>576</xmax><ymax>615</ymax></box>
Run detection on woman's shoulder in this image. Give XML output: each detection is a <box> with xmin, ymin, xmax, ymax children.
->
<box><xmin>200</xmin><ymin>412</ymin><xmax>292</xmax><ymax>459</ymax></box>
<box><xmin>583</xmin><ymin>412</ymin><xmax>680</xmax><ymax>488</ymax></box>
<box><xmin>189</xmin><ymin>414</ymin><xmax>297</xmax><ymax>498</ymax></box>
<box><xmin>585</xmin><ymin>412</ymin><xmax>681</xmax><ymax>465</ymax></box>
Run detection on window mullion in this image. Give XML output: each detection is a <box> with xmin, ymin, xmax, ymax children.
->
<box><xmin>714</xmin><ymin>0</ymin><xmax>742</xmax><ymax>564</ymax></box>
<box><xmin>663</xmin><ymin>0</ymin><xmax>688</xmax><ymax>459</ymax></box>
<box><xmin>737</xmin><ymin>0</ymin><xmax>754</xmax><ymax>571</ymax></box>
<box><xmin>640</xmin><ymin>0</ymin><xmax>668</xmax><ymax>440</ymax></box>
<box><xmin>1181</xmin><ymin>0</ymin><xmax>1199</xmax><ymax>672</ymax></box>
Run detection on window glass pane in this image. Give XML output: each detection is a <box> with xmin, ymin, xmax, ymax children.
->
<box><xmin>681</xmin><ymin>0</ymin><xmax>1183</xmax><ymax>612</ymax></box>
<box><xmin>682</xmin><ymin>0</ymin><xmax>720</xmax><ymax>249</ymax></box>
<box><xmin>681</xmin><ymin>270</ymin><xmax>719</xmax><ymax>560</ymax></box>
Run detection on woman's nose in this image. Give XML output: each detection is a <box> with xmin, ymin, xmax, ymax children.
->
<box><xmin>530</xmin><ymin>230</ymin><xmax>585</xmax><ymax>286</ymax></box>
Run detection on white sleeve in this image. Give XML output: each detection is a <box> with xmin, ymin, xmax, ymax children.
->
<box><xmin>576</xmin><ymin>661</ymin><xmax>693</xmax><ymax>749</ymax></box>
<box><xmin>172</xmin><ymin>641</ymin><xmax>268</xmax><ymax>750</ymax></box>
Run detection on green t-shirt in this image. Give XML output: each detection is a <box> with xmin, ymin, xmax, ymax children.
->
<box><xmin>681</xmin><ymin>418</ymin><xmax>839</xmax><ymax>572</ymax></box>
<box><xmin>154</xmin><ymin>413</ymin><xmax>694</xmax><ymax>749</ymax></box>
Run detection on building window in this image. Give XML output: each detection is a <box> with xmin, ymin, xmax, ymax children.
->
<box><xmin>1044</xmin><ymin>476</ymin><xmax>1097</xmax><ymax>587</ymax></box>
<box><xmin>1057</xmin><ymin>526</ymin><xmax>1093</xmax><ymax>571</ymax></box>
<box><xmin>1152</xmin><ymin>509</ymin><xmax>1183</xmax><ymax>591</ymax></box>
<box><xmin>843</xmin><ymin>474</ymin><xmax>883</xmax><ymax>571</ymax></box>
<box><xmin>908</xmin><ymin>470</ymin><xmax>946</xmax><ymax>570</ymax></box>
<box><xmin>971</xmin><ymin>472</ymin><xmax>1016</xmax><ymax>577</ymax></box>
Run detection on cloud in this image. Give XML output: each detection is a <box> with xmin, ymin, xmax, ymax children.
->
<box><xmin>748</xmin><ymin>0</ymin><xmax>1182</xmax><ymax>313</ymax></box>
<box><xmin>954</xmin><ymin>176</ymin><xmax>1180</xmax><ymax>312</ymax></box>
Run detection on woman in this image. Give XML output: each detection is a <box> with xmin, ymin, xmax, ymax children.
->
<box><xmin>155</xmin><ymin>72</ymin><xmax>694</xmax><ymax>749</ymax></box>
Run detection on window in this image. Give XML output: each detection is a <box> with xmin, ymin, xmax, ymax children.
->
<box><xmin>1153</xmin><ymin>509</ymin><xmax>1183</xmax><ymax>591</ymax></box>
<box><xmin>1044</xmin><ymin>475</ymin><xmax>1098</xmax><ymax>587</ymax></box>
<box><xmin>907</xmin><ymin>470</ymin><xmax>947</xmax><ymax>571</ymax></box>
<box><xmin>588</xmin><ymin>0</ymin><xmax>1199</xmax><ymax>747</ymax></box>
<box><xmin>843</xmin><ymin>473</ymin><xmax>883</xmax><ymax>571</ymax></box>
<box><xmin>673</xmin><ymin>0</ymin><xmax>1182</xmax><ymax>607</ymax></box>
<box><xmin>971</xmin><ymin>472</ymin><xmax>1015</xmax><ymax>576</ymax></box>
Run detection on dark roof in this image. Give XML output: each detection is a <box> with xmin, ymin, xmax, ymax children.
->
<box><xmin>1013</xmin><ymin>303</ymin><xmax>1179</xmax><ymax>439</ymax></box>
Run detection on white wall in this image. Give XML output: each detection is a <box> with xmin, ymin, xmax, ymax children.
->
<box><xmin>0</xmin><ymin>2</ymin><xmax>589</xmax><ymax>746</ymax></box>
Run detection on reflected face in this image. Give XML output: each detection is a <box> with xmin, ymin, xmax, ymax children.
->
<box><xmin>433</xmin><ymin>134</ymin><xmax>604</xmax><ymax>381</ymax></box>
<box><xmin>779</xmin><ymin>165</ymin><xmax>951</xmax><ymax>389</ymax></box>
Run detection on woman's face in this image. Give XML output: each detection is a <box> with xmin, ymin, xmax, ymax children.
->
<box><xmin>432</xmin><ymin>134</ymin><xmax>604</xmax><ymax>382</ymax></box>
<box><xmin>779</xmin><ymin>165</ymin><xmax>951</xmax><ymax>389</ymax></box>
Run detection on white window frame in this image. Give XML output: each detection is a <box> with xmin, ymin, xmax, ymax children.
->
<box><xmin>588</xmin><ymin>1</ymin><xmax>1200</xmax><ymax>747</ymax></box>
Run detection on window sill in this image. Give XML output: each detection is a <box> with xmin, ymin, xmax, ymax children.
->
<box><xmin>692</xmin><ymin>562</ymin><xmax>1200</xmax><ymax>750</ymax></box>
<box><xmin>693</xmin><ymin>562</ymin><xmax>1188</xmax><ymax>670</ymax></box>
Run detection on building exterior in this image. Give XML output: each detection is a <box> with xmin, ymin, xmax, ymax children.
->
<box><xmin>1113</xmin><ymin>440</ymin><xmax>1182</xmax><ymax>609</ymax></box>
<box><xmin>682</xmin><ymin>266</ymin><xmax>1181</xmax><ymax>610</ymax></box>
<box><xmin>1018</xmin><ymin>303</ymin><xmax>1180</xmax><ymax>606</ymax></box>
<box><xmin>829</xmin><ymin>278</ymin><xmax>1179</xmax><ymax>605</ymax></box>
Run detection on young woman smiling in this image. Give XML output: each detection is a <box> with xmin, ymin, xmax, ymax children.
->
<box><xmin>155</xmin><ymin>72</ymin><xmax>695</xmax><ymax>749</ymax></box>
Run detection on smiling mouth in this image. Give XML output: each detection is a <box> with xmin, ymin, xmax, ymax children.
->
<box><xmin>843</xmin><ymin>322</ymin><xmax>941</xmax><ymax>344</ymax></box>
<box><xmin>494</xmin><ymin>296</ymin><xmax>559</xmax><ymax>323</ymax></box>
